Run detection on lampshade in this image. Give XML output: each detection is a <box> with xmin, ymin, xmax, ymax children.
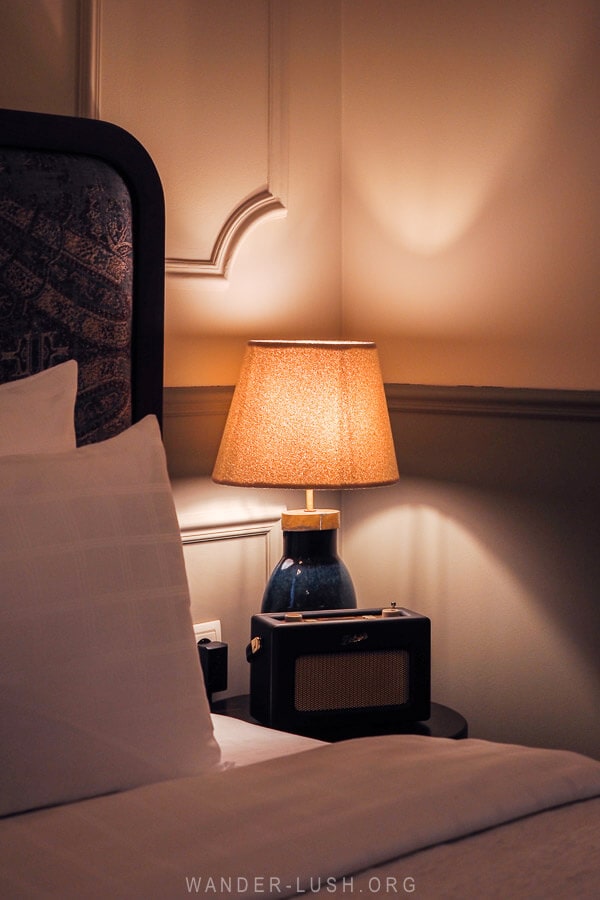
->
<box><xmin>212</xmin><ymin>340</ymin><xmax>399</xmax><ymax>490</ymax></box>
<box><xmin>212</xmin><ymin>340</ymin><xmax>398</xmax><ymax>613</ymax></box>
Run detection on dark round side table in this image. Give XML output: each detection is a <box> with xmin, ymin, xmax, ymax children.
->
<box><xmin>211</xmin><ymin>695</ymin><xmax>468</xmax><ymax>742</ymax></box>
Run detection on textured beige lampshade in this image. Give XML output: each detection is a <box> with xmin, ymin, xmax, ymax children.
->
<box><xmin>212</xmin><ymin>340</ymin><xmax>399</xmax><ymax>489</ymax></box>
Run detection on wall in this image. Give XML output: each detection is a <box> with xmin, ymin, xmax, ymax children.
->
<box><xmin>344</xmin><ymin>389</ymin><xmax>600</xmax><ymax>759</ymax></box>
<box><xmin>338</xmin><ymin>0</ymin><xmax>600</xmax><ymax>759</ymax></box>
<box><xmin>0</xmin><ymin>0</ymin><xmax>80</xmax><ymax>116</ymax></box>
<box><xmin>0</xmin><ymin>0</ymin><xmax>345</xmax><ymax>693</ymax></box>
<box><xmin>99</xmin><ymin>0</ymin><xmax>343</xmax><ymax>385</ymax></box>
<box><xmin>1</xmin><ymin>1</ymin><xmax>598</xmax><ymax>758</ymax></box>
<box><xmin>2</xmin><ymin>2</ymin><xmax>598</xmax><ymax>390</ymax></box>
<box><xmin>341</xmin><ymin>0</ymin><xmax>600</xmax><ymax>391</ymax></box>
<box><xmin>96</xmin><ymin>0</ymin><xmax>345</xmax><ymax>701</ymax></box>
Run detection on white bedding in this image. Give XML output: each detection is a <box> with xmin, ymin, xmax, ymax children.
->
<box><xmin>2</xmin><ymin>733</ymin><xmax>599</xmax><ymax>899</ymax></box>
<box><xmin>2</xmin><ymin>370</ymin><xmax>599</xmax><ymax>898</ymax></box>
<box><xmin>319</xmin><ymin>796</ymin><xmax>600</xmax><ymax>899</ymax></box>
<box><xmin>211</xmin><ymin>713</ymin><xmax>325</xmax><ymax>767</ymax></box>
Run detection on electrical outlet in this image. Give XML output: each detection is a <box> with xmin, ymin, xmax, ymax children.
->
<box><xmin>193</xmin><ymin>619</ymin><xmax>222</xmax><ymax>644</ymax></box>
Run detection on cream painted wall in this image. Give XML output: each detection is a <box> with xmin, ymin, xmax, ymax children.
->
<box><xmin>0</xmin><ymin>0</ymin><xmax>342</xmax><ymax>385</ymax></box>
<box><xmin>3</xmin><ymin>0</ymin><xmax>598</xmax><ymax>389</ymax></box>
<box><xmin>338</xmin><ymin>0</ymin><xmax>600</xmax><ymax>760</ymax></box>
<box><xmin>343</xmin><ymin>461</ymin><xmax>600</xmax><ymax>760</ymax></box>
<box><xmin>0</xmin><ymin>0</ymin><xmax>80</xmax><ymax>116</ymax></box>
<box><xmin>1</xmin><ymin>1</ymin><xmax>598</xmax><ymax>757</ymax></box>
<box><xmin>98</xmin><ymin>0</ymin><xmax>343</xmax><ymax>386</ymax></box>
<box><xmin>341</xmin><ymin>0</ymin><xmax>600</xmax><ymax>390</ymax></box>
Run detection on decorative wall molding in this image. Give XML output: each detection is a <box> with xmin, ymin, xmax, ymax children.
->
<box><xmin>168</xmin><ymin>447</ymin><xmax>287</xmax><ymax>680</ymax></box>
<box><xmin>163</xmin><ymin>382</ymin><xmax>600</xmax><ymax>483</ymax></box>
<box><xmin>180</xmin><ymin>520</ymin><xmax>279</xmax><ymax>586</ymax></box>
<box><xmin>181</xmin><ymin>519</ymin><xmax>280</xmax><ymax>591</ymax></box>
<box><xmin>178</xmin><ymin>512</ymin><xmax>282</xmax><ymax>696</ymax></box>
<box><xmin>386</xmin><ymin>384</ymin><xmax>600</xmax><ymax>421</ymax></box>
<box><xmin>164</xmin><ymin>383</ymin><xmax>600</xmax><ymax>423</ymax></box>
<box><xmin>78</xmin><ymin>0</ymin><xmax>289</xmax><ymax>280</ymax></box>
<box><xmin>167</xmin><ymin>0</ymin><xmax>289</xmax><ymax>278</ymax></box>
<box><xmin>77</xmin><ymin>0</ymin><xmax>101</xmax><ymax>118</ymax></box>
<box><xmin>166</xmin><ymin>189</ymin><xmax>286</xmax><ymax>279</ymax></box>
<box><xmin>172</xmin><ymin>475</ymin><xmax>283</xmax><ymax>591</ymax></box>
<box><xmin>163</xmin><ymin>385</ymin><xmax>233</xmax><ymax>419</ymax></box>
<box><xmin>181</xmin><ymin>521</ymin><xmax>279</xmax><ymax>547</ymax></box>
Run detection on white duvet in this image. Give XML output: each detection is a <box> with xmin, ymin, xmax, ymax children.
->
<box><xmin>1</xmin><ymin>732</ymin><xmax>600</xmax><ymax>899</ymax></box>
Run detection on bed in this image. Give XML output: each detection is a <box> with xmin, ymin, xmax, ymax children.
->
<box><xmin>1</xmin><ymin>107</ymin><xmax>599</xmax><ymax>899</ymax></box>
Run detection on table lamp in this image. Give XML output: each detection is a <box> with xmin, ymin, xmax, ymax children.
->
<box><xmin>212</xmin><ymin>340</ymin><xmax>399</xmax><ymax>612</ymax></box>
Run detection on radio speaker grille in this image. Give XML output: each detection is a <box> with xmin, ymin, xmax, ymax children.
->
<box><xmin>294</xmin><ymin>649</ymin><xmax>410</xmax><ymax>712</ymax></box>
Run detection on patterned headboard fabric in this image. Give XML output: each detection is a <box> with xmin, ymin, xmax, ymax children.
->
<box><xmin>0</xmin><ymin>108</ymin><xmax>164</xmax><ymax>444</ymax></box>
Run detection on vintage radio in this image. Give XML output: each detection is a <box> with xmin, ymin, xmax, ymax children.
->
<box><xmin>247</xmin><ymin>607</ymin><xmax>430</xmax><ymax>737</ymax></box>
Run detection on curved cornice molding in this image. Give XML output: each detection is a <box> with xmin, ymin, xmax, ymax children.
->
<box><xmin>78</xmin><ymin>0</ymin><xmax>289</xmax><ymax>280</ymax></box>
<box><xmin>166</xmin><ymin>189</ymin><xmax>286</xmax><ymax>278</ymax></box>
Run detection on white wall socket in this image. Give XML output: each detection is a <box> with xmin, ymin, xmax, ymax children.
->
<box><xmin>193</xmin><ymin>619</ymin><xmax>222</xmax><ymax>644</ymax></box>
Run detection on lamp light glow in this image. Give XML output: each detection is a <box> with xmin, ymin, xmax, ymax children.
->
<box><xmin>212</xmin><ymin>340</ymin><xmax>399</xmax><ymax>612</ymax></box>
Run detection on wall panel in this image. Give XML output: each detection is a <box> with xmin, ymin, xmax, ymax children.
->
<box><xmin>0</xmin><ymin>0</ymin><xmax>80</xmax><ymax>115</ymax></box>
<box><xmin>342</xmin><ymin>392</ymin><xmax>600</xmax><ymax>759</ymax></box>
<box><xmin>91</xmin><ymin>0</ymin><xmax>343</xmax><ymax>385</ymax></box>
<box><xmin>172</xmin><ymin>476</ymin><xmax>313</xmax><ymax>698</ymax></box>
<box><xmin>341</xmin><ymin>0</ymin><xmax>600</xmax><ymax>390</ymax></box>
<box><xmin>182</xmin><ymin>523</ymin><xmax>278</xmax><ymax>698</ymax></box>
<box><xmin>97</xmin><ymin>0</ymin><xmax>283</xmax><ymax>276</ymax></box>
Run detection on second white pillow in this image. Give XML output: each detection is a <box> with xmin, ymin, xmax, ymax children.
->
<box><xmin>0</xmin><ymin>360</ymin><xmax>77</xmax><ymax>455</ymax></box>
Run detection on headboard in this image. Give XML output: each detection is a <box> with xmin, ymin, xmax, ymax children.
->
<box><xmin>0</xmin><ymin>107</ymin><xmax>164</xmax><ymax>444</ymax></box>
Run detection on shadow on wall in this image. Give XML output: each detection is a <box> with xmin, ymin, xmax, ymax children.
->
<box><xmin>0</xmin><ymin>1</ymin><xmax>79</xmax><ymax>115</ymax></box>
<box><xmin>342</xmin><ymin>408</ymin><xmax>600</xmax><ymax>759</ymax></box>
<box><xmin>342</xmin><ymin>0</ymin><xmax>600</xmax><ymax>388</ymax></box>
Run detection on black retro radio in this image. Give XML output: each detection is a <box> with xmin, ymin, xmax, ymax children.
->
<box><xmin>247</xmin><ymin>607</ymin><xmax>430</xmax><ymax>737</ymax></box>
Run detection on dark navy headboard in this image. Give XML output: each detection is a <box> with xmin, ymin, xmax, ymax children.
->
<box><xmin>0</xmin><ymin>107</ymin><xmax>164</xmax><ymax>444</ymax></box>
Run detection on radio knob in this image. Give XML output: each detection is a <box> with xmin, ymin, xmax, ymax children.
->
<box><xmin>382</xmin><ymin>602</ymin><xmax>403</xmax><ymax>617</ymax></box>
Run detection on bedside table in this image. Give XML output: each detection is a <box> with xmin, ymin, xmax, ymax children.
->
<box><xmin>211</xmin><ymin>695</ymin><xmax>468</xmax><ymax>741</ymax></box>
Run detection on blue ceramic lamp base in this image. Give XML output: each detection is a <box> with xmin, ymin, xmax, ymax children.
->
<box><xmin>261</xmin><ymin>527</ymin><xmax>357</xmax><ymax>613</ymax></box>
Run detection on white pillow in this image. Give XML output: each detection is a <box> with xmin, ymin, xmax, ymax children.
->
<box><xmin>0</xmin><ymin>415</ymin><xmax>221</xmax><ymax>817</ymax></box>
<box><xmin>0</xmin><ymin>360</ymin><xmax>78</xmax><ymax>456</ymax></box>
